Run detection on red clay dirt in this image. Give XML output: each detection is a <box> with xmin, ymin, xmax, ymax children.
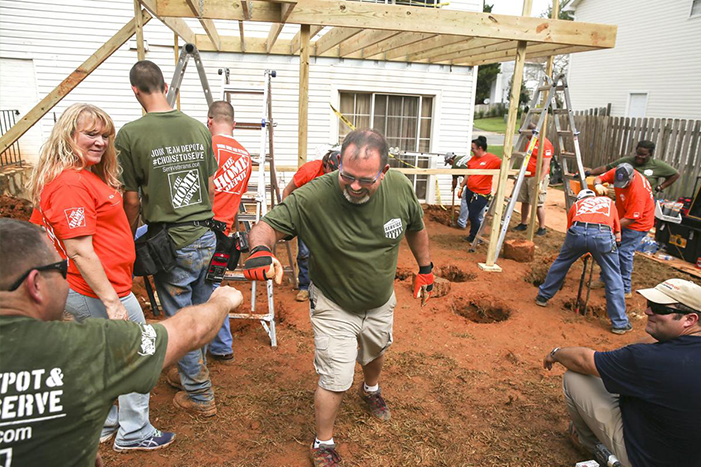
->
<box><xmin>2</xmin><ymin>194</ymin><xmax>698</xmax><ymax>466</ymax></box>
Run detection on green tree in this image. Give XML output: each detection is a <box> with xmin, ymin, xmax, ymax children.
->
<box><xmin>541</xmin><ymin>0</ymin><xmax>574</xmax><ymax>20</ymax></box>
<box><xmin>508</xmin><ymin>76</ymin><xmax>531</xmax><ymax>107</ymax></box>
<box><xmin>475</xmin><ymin>2</ymin><xmax>500</xmax><ymax>104</ymax></box>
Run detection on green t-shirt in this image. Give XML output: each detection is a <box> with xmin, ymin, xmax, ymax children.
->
<box><xmin>116</xmin><ymin>110</ymin><xmax>217</xmax><ymax>248</ymax></box>
<box><xmin>263</xmin><ymin>169</ymin><xmax>424</xmax><ymax>312</ymax></box>
<box><xmin>451</xmin><ymin>155</ymin><xmax>471</xmax><ymax>181</ymax></box>
<box><xmin>606</xmin><ymin>156</ymin><xmax>678</xmax><ymax>188</ymax></box>
<box><xmin>0</xmin><ymin>316</ymin><xmax>168</xmax><ymax>467</ymax></box>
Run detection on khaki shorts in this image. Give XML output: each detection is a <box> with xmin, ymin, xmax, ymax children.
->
<box><xmin>309</xmin><ymin>284</ymin><xmax>396</xmax><ymax>392</ymax></box>
<box><xmin>517</xmin><ymin>174</ymin><xmax>549</xmax><ymax>206</ymax></box>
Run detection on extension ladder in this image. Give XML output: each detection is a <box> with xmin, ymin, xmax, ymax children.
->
<box><xmin>469</xmin><ymin>73</ymin><xmax>587</xmax><ymax>262</ymax></box>
<box><xmin>220</xmin><ymin>69</ymin><xmax>296</xmax><ymax>348</ymax></box>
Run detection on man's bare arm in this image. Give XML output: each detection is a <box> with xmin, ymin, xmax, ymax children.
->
<box><xmin>282</xmin><ymin>179</ymin><xmax>298</xmax><ymax>200</ymax></box>
<box><xmin>161</xmin><ymin>286</ymin><xmax>243</xmax><ymax>368</ymax></box>
<box><xmin>123</xmin><ymin>191</ymin><xmax>141</xmax><ymax>236</ymax></box>
<box><xmin>248</xmin><ymin>221</ymin><xmax>286</xmax><ymax>250</ymax></box>
<box><xmin>405</xmin><ymin>228</ymin><xmax>432</xmax><ymax>267</ymax></box>
<box><xmin>543</xmin><ymin>347</ymin><xmax>599</xmax><ymax>377</ymax></box>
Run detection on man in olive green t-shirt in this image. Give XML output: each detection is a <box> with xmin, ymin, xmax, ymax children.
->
<box><xmin>0</xmin><ymin>219</ymin><xmax>243</xmax><ymax>467</ymax></box>
<box><xmin>117</xmin><ymin>60</ymin><xmax>220</xmax><ymax>416</ymax></box>
<box><xmin>587</xmin><ymin>140</ymin><xmax>679</xmax><ymax>194</ymax></box>
<box><xmin>242</xmin><ymin>129</ymin><xmax>434</xmax><ymax>467</ymax></box>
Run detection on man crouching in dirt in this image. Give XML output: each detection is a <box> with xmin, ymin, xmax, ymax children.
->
<box><xmin>543</xmin><ymin>279</ymin><xmax>701</xmax><ymax>467</ymax></box>
<box><xmin>242</xmin><ymin>129</ymin><xmax>433</xmax><ymax>467</ymax></box>
<box><xmin>0</xmin><ymin>218</ymin><xmax>243</xmax><ymax>467</ymax></box>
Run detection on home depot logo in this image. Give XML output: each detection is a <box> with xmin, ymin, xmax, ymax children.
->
<box><xmin>168</xmin><ymin>168</ymin><xmax>202</xmax><ymax>209</ymax></box>
<box><xmin>384</xmin><ymin>218</ymin><xmax>403</xmax><ymax>239</ymax></box>
<box><xmin>63</xmin><ymin>207</ymin><xmax>86</xmax><ymax>229</ymax></box>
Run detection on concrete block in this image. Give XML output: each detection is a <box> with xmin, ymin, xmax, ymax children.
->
<box><xmin>503</xmin><ymin>239</ymin><xmax>535</xmax><ymax>263</ymax></box>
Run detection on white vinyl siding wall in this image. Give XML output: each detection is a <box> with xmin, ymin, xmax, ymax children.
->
<box><xmin>0</xmin><ymin>0</ymin><xmax>480</xmax><ymax>204</ymax></box>
<box><xmin>568</xmin><ymin>0</ymin><xmax>701</xmax><ymax>119</ymax></box>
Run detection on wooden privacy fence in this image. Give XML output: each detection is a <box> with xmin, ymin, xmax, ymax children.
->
<box><xmin>543</xmin><ymin>116</ymin><xmax>701</xmax><ymax>200</ymax></box>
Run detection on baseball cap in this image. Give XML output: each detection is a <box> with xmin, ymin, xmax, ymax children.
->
<box><xmin>323</xmin><ymin>150</ymin><xmax>341</xmax><ymax>172</ymax></box>
<box><xmin>444</xmin><ymin>152</ymin><xmax>456</xmax><ymax>164</ymax></box>
<box><xmin>614</xmin><ymin>163</ymin><xmax>635</xmax><ymax>188</ymax></box>
<box><xmin>637</xmin><ymin>279</ymin><xmax>701</xmax><ymax>312</ymax></box>
<box><xmin>577</xmin><ymin>189</ymin><xmax>596</xmax><ymax>200</ymax></box>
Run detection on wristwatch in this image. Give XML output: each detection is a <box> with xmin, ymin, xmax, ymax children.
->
<box><xmin>550</xmin><ymin>347</ymin><xmax>561</xmax><ymax>358</ymax></box>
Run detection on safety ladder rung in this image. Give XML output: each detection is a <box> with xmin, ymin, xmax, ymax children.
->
<box><xmin>512</xmin><ymin>151</ymin><xmax>527</xmax><ymax>158</ymax></box>
<box><xmin>557</xmin><ymin>130</ymin><xmax>574</xmax><ymax>136</ymax></box>
<box><xmin>553</xmin><ymin>109</ymin><xmax>570</xmax><ymax>115</ymax></box>
<box><xmin>235</xmin><ymin>122</ymin><xmax>263</xmax><ymax>130</ymax></box>
<box><xmin>528</xmin><ymin>108</ymin><xmax>545</xmax><ymax>114</ymax></box>
<box><xmin>554</xmin><ymin>85</ymin><xmax>568</xmax><ymax>91</ymax></box>
<box><xmin>518</xmin><ymin>129</ymin><xmax>535</xmax><ymax>136</ymax></box>
<box><xmin>536</xmin><ymin>85</ymin><xmax>552</xmax><ymax>92</ymax></box>
<box><xmin>560</xmin><ymin>151</ymin><xmax>577</xmax><ymax>158</ymax></box>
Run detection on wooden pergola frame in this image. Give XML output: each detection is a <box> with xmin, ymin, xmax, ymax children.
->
<box><xmin>0</xmin><ymin>0</ymin><xmax>616</xmax><ymax>269</ymax></box>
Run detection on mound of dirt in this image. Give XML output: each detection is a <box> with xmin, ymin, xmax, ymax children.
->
<box><xmin>0</xmin><ymin>195</ymin><xmax>33</xmax><ymax>221</ymax></box>
<box><xmin>438</xmin><ymin>265</ymin><xmax>476</xmax><ymax>282</ymax></box>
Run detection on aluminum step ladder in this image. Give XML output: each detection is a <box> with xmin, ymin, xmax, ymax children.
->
<box><xmin>219</xmin><ymin>69</ymin><xmax>295</xmax><ymax>348</ymax></box>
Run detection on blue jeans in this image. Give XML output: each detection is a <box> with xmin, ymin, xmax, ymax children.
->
<box><xmin>208</xmin><ymin>281</ymin><xmax>233</xmax><ymax>356</ymax></box>
<box><xmin>465</xmin><ymin>188</ymin><xmax>490</xmax><ymax>240</ymax></box>
<box><xmin>538</xmin><ymin>224</ymin><xmax>629</xmax><ymax>328</ymax></box>
<box><xmin>457</xmin><ymin>187</ymin><xmax>469</xmax><ymax>229</ymax></box>
<box><xmin>65</xmin><ymin>290</ymin><xmax>157</xmax><ymax>444</ymax></box>
<box><xmin>297</xmin><ymin>238</ymin><xmax>310</xmax><ymax>291</ymax></box>
<box><xmin>154</xmin><ymin>230</ymin><xmax>216</xmax><ymax>403</ymax></box>
<box><xmin>618</xmin><ymin>228</ymin><xmax>647</xmax><ymax>294</ymax></box>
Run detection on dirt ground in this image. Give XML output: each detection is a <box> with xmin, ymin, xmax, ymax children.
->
<box><xmin>2</xmin><ymin>193</ymin><xmax>698</xmax><ymax>466</ymax></box>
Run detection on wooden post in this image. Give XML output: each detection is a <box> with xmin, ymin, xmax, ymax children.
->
<box><xmin>0</xmin><ymin>10</ymin><xmax>152</xmax><ymax>155</ymax></box>
<box><xmin>479</xmin><ymin>0</ymin><xmax>532</xmax><ymax>271</ymax></box>
<box><xmin>133</xmin><ymin>0</ymin><xmax>146</xmax><ymax>60</ymax></box>
<box><xmin>174</xmin><ymin>33</ymin><xmax>181</xmax><ymax>110</ymax></box>
<box><xmin>526</xmin><ymin>0</ymin><xmax>559</xmax><ymax>241</ymax></box>
<box><xmin>298</xmin><ymin>24</ymin><xmax>310</xmax><ymax>167</ymax></box>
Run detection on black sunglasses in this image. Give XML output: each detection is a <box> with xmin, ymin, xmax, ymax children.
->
<box><xmin>7</xmin><ymin>260</ymin><xmax>68</xmax><ymax>292</ymax></box>
<box><xmin>647</xmin><ymin>299</ymin><xmax>681</xmax><ymax>315</ymax></box>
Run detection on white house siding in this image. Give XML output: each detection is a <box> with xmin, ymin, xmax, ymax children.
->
<box><xmin>568</xmin><ymin>0</ymin><xmax>701</xmax><ymax>119</ymax></box>
<box><xmin>0</xmin><ymin>0</ymin><xmax>480</xmax><ymax>204</ymax></box>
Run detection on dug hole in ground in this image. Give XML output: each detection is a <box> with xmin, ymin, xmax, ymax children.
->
<box><xmin>1</xmin><ymin>190</ymin><xmax>693</xmax><ymax>466</ymax></box>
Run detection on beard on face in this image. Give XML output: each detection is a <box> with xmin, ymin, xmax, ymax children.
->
<box><xmin>343</xmin><ymin>186</ymin><xmax>371</xmax><ymax>204</ymax></box>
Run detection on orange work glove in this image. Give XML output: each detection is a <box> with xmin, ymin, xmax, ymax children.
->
<box><xmin>243</xmin><ymin>246</ymin><xmax>283</xmax><ymax>284</ymax></box>
<box><xmin>413</xmin><ymin>263</ymin><xmax>434</xmax><ymax>306</ymax></box>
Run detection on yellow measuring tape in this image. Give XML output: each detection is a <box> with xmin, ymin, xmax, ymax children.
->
<box><xmin>329</xmin><ymin>103</ymin><xmax>446</xmax><ymax>209</ymax></box>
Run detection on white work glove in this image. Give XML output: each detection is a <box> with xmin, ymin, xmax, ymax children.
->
<box><xmin>594</xmin><ymin>184</ymin><xmax>608</xmax><ymax>196</ymax></box>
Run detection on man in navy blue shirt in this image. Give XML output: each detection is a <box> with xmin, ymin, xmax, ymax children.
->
<box><xmin>543</xmin><ymin>278</ymin><xmax>701</xmax><ymax>467</ymax></box>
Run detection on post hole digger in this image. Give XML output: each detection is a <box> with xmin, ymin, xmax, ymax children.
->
<box><xmin>575</xmin><ymin>253</ymin><xmax>596</xmax><ymax>315</ymax></box>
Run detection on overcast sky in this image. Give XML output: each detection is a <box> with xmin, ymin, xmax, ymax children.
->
<box><xmin>488</xmin><ymin>0</ymin><xmax>556</xmax><ymax>17</ymax></box>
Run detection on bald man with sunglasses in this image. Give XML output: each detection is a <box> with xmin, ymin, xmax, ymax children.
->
<box><xmin>543</xmin><ymin>279</ymin><xmax>701</xmax><ymax>467</ymax></box>
<box><xmin>242</xmin><ymin>129</ymin><xmax>433</xmax><ymax>467</ymax></box>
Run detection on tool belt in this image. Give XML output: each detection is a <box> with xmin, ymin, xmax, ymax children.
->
<box><xmin>573</xmin><ymin>221</ymin><xmax>611</xmax><ymax>231</ymax></box>
<box><xmin>133</xmin><ymin>218</ymin><xmax>228</xmax><ymax>277</ymax></box>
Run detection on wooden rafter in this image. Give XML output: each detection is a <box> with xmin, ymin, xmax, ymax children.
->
<box><xmin>338</xmin><ymin>29</ymin><xmax>399</xmax><ymax>57</ymax></box>
<box><xmin>359</xmin><ymin>32</ymin><xmax>436</xmax><ymax>60</ymax></box>
<box><xmin>314</xmin><ymin>27</ymin><xmax>362</xmax><ymax>55</ymax></box>
<box><xmin>156</xmin><ymin>0</ymin><xmax>616</xmax><ymax>49</ymax></box>
<box><xmin>239</xmin><ymin>21</ymin><xmax>245</xmax><ymax>51</ymax></box>
<box><xmin>427</xmin><ymin>39</ymin><xmax>515</xmax><ymax>63</ymax></box>
<box><xmin>266</xmin><ymin>3</ymin><xmax>295</xmax><ymax>52</ymax></box>
<box><xmin>396</xmin><ymin>35</ymin><xmax>467</xmax><ymax>62</ymax></box>
<box><xmin>185</xmin><ymin>0</ymin><xmax>222</xmax><ymax>50</ymax></box>
<box><xmin>290</xmin><ymin>25</ymin><xmax>322</xmax><ymax>54</ymax></box>
<box><xmin>139</xmin><ymin>0</ymin><xmax>195</xmax><ymax>43</ymax></box>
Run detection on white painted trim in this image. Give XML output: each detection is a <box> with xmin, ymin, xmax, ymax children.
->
<box><xmin>625</xmin><ymin>91</ymin><xmax>649</xmax><ymax>118</ymax></box>
<box><xmin>690</xmin><ymin>0</ymin><xmax>701</xmax><ymax>18</ymax></box>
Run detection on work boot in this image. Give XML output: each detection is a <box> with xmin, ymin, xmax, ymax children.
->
<box><xmin>310</xmin><ymin>442</ymin><xmax>342</xmax><ymax>467</ymax></box>
<box><xmin>359</xmin><ymin>385</ymin><xmax>391</xmax><ymax>421</ymax></box>
<box><xmin>611</xmin><ymin>323</ymin><xmax>633</xmax><ymax>335</ymax></box>
<box><xmin>166</xmin><ymin>367</ymin><xmax>183</xmax><ymax>391</ymax></box>
<box><xmin>209</xmin><ymin>352</ymin><xmax>235</xmax><ymax>366</ymax></box>
<box><xmin>535</xmin><ymin>295</ymin><xmax>548</xmax><ymax>307</ymax></box>
<box><xmin>296</xmin><ymin>289</ymin><xmax>310</xmax><ymax>302</ymax></box>
<box><xmin>536</xmin><ymin>227</ymin><xmax>547</xmax><ymax>236</ymax></box>
<box><xmin>173</xmin><ymin>391</ymin><xmax>217</xmax><ymax>417</ymax></box>
<box><xmin>514</xmin><ymin>223</ymin><xmax>528</xmax><ymax>231</ymax></box>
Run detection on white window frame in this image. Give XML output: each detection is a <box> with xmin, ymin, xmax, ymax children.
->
<box><xmin>625</xmin><ymin>91</ymin><xmax>649</xmax><ymax>118</ymax></box>
<box><xmin>690</xmin><ymin>0</ymin><xmax>701</xmax><ymax>18</ymax></box>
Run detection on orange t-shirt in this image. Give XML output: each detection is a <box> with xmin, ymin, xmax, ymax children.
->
<box><xmin>30</xmin><ymin>169</ymin><xmax>135</xmax><ymax>298</ymax></box>
<box><xmin>211</xmin><ymin>134</ymin><xmax>252</xmax><ymax>234</ymax></box>
<box><xmin>567</xmin><ymin>196</ymin><xmax>621</xmax><ymax>234</ymax></box>
<box><xmin>293</xmin><ymin>160</ymin><xmax>325</xmax><ymax>187</ymax></box>
<box><xmin>466</xmin><ymin>153</ymin><xmax>502</xmax><ymax>195</ymax></box>
<box><xmin>525</xmin><ymin>137</ymin><xmax>554</xmax><ymax>177</ymax></box>
<box><xmin>600</xmin><ymin>169</ymin><xmax>655</xmax><ymax>232</ymax></box>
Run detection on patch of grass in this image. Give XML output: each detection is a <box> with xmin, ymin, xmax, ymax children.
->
<box><xmin>474</xmin><ymin>117</ymin><xmax>507</xmax><ymax>134</ymax></box>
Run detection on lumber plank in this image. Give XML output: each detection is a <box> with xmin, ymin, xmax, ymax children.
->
<box><xmin>0</xmin><ymin>10</ymin><xmax>153</xmax><ymax>156</ymax></box>
<box><xmin>266</xmin><ymin>2</ymin><xmax>295</xmax><ymax>52</ymax></box>
<box><xmin>133</xmin><ymin>0</ymin><xmax>146</xmax><ymax>60</ymax></box>
<box><xmin>185</xmin><ymin>0</ymin><xmax>223</xmax><ymax>50</ymax></box>
<box><xmin>338</xmin><ymin>29</ymin><xmax>399</xmax><ymax>57</ymax></box>
<box><xmin>298</xmin><ymin>24</ymin><xmax>310</xmax><ymax>167</ymax></box>
<box><xmin>140</xmin><ymin>0</ymin><xmax>195</xmax><ymax>43</ymax></box>
<box><xmin>358</xmin><ymin>32</ymin><xmax>436</xmax><ymax>59</ymax></box>
<box><xmin>384</xmin><ymin>34</ymin><xmax>464</xmax><ymax>60</ymax></box>
<box><xmin>314</xmin><ymin>27</ymin><xmax>362</xmax><ymax>55</ymax></box>
<box><xmin>290</xmin><ymin>25</ymin><xmax>322</xmax><ymax>53</ymax></box>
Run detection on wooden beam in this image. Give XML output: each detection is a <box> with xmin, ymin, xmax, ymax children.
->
<box><xmin>156</xmin><ymin>0</ymin><xmax>616</xmax><ymax>49</ymax></box>
<box><xmin>482</xmin><ymin>0</ymin><xmax>533</xmax><ymax>270</ymax></box>
<box><xmin>338</xmin><ymin>29</ymin><xmax>399</xmax><ymax>57</ymax></box>
<box><xmin>139</xmin><ymin>0</ymin><xmax>195</xmax><ymax>43</ymax></box>
<box><xmin>184</xmin><ymin>0</ymin><xmax>222</xmax><ymax>50</ymax></box>
<box><xmin>266</xmin><ymin>3</ymin><xmax>295</xmax><ymax>52</ymax></box>
<box><xmin>427</xmin><ymin>39</ymin><xmax>516</xmax><ymax>63</ymax></box>
<box><xmin>0</xmin><ymin>10</ymin><xmax>153</xmax><ymax>155</ymax></box>
<box><xmin>314</xmin><ymin>27</ymin><xmax>362</xmax><ymax>55</ymax></box>
<box><xmin>239</xmin><ymin>21</ymin><xmax>246</xmax><ymax>51</ymax></box>
<box><xmin>290</xmin><ymin>25</ymin><xmax>323</xmax><ymax>53</ymax></box>
<box><xmin>460</xmin><ymin>44</ymin><xmax>596</xmax><ymax>66</ymax></box>
<box><xmin>196</xmin><ymin>35</ymin><xmax>293</xmax><ymax>53</ymax></box>
<box><xmin>241</xmin><ymin>0</ymin><xmax>251</xmax><ymax>20</ymax></box>
<box><xmin>133</xmin><ymin>0</ymin><xmax>146</xmax><ymax>60</ymax></box>
<box><xmin>399</xmin><ymin>35</ymin><xmax>472</xmax><ymax>61</ymax></box>
<box><xmin>298</xmin><ymin>24</ymin><xmax>310</xmax><ymax>167</ymax></box>
<box><xmin>359</xmin><ymin>32</ymin><xmax>436</xmax><ymax>59</ymax></box>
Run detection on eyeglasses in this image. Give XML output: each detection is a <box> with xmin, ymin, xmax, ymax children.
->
<box><xmin>6</xmin><ymin>260</ymin><xmax>68</xmax><ymax>292</ymax></box>
<box><xmin>647</xmin><ymin>299</ymin><xmax>681</xmax><ymax>315</ymax></box>
<box><xmin>338</xmin><ymin>162</ymin><xmax>382</xmax><ymax>187</ymax></box>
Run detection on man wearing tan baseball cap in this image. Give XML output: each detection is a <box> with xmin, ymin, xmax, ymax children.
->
<box><xmin>542</xmin><ymin>278</ymin><xmax>701</xmax><ymax>467</ymax></box>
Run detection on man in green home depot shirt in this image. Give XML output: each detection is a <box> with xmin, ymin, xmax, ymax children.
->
<box><xmin>242</xmin><ymin>129</ymin><xmax>434</xmax><ymax>467</ymax></box>
<box><xmin>587</xmin><ymin>140</ymin><xmax>679</xmax><ymax>194</ymax></box>
<box><xmin>0</xmin><ymin>218</ymin><xmax>243</xmax><ymax>467</ymax></box>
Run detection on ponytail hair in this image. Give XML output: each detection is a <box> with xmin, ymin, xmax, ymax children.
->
<box><xmin>472</xmin><ymin>135</ymin><xmax>488</xmax><ymax>151</ymax></box>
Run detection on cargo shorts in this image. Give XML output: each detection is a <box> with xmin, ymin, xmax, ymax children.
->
<box><xmin>517</xmin><ymin>174</ymin><xmax>550</xmax><ymax>206</ymax></box>
<box><xmin>309</xmin><ymin>283</ymin><xmax>396</xmax><ymax>392</ymax></box>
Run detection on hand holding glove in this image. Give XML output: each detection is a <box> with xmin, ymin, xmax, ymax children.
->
<box><xmin>457</xmin><ymin>187</ymin><xmax>464</xmax><ymax>199</ymax></box>
<box><xmin>594</xmin><ymin>184</ymin><xmax>608</xmax><ymax>196</ymax></box>
<box><xmin>243</xmin><ymin>245</ymin><xmax>284</xmax><ymax>284</ymax></box>
<box><xmin>413</xmin><ymin>263</ymin><xmax>434</xmax><ymax>307</ymax></box>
